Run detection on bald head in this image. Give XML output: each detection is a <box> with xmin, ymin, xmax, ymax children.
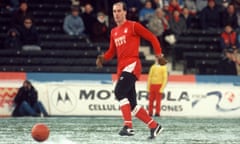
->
<box><xmin>113</xmin><ymin>1</ymin><xmax>127</xmax><ymax>25</ymax></box>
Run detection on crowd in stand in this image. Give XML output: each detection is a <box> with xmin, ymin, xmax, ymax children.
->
<box><xmin>1</xmin><ymin>0</ymin><xmax>41</xmax><ymax>50</ymax></box>
<box><xmin>63</xmin><ymin>3</ymin><xmax>109</xmax><ymax>42</ymax></box>
<box><xmin>1</xmin><ymin>0</ymin><xmax>240</xmax><ymax>75</ymax></box>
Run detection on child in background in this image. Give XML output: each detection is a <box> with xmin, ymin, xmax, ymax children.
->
<box><xmin>147</xmin><ymin>57</ymin><xmax>168</xmax><ymax>117</ymax></box>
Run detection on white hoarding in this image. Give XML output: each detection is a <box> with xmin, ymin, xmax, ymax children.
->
<box><xmin>46</xmin><ymin>83</ymin><xmax>240</xmax><ymax>117</ymax></box>
<box><xmin>1</xmin><ymin>81</ymin><xmax>240</xmax><ymax>117</ymax></box>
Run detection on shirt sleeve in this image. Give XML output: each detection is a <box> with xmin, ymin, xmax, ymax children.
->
<box><xmin>134</xmin><ymin>22</ymin><xmax>162</xmax><ymax>55</ymax></box>
<box><xmin>103</xmin><ymin>30</ymin><xmax>116</xmax><ymax>61</ymax></box>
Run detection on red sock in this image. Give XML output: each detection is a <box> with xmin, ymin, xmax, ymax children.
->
<box><xmin>133</xmin><ymin>105</ymin><xmax>157</xmax><ymax>128</ymax></box>
<box><xmin>120</xmin><ymin>98</ymin><xmax>132</xmax><ymax>128</ymax></box>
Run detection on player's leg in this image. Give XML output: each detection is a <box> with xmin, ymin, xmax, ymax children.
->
<box><xmin>114</xmin><ymin>72</ymin><xmax>136</xmax><ymax>136</ymax></box>
<box><xmin>133</xmin><ymin>104</ymin><xmax>157</xmax><ymax>128</ymax></box>
<box><xmin>132</xmin><ymin>82</ymin><xmax>158</xmax><ymax>127</ymax></box>
<box><xmin>132</xmin><ymin>84</ymin><xmax>163</xmax><ymax>139</ymax></box>
<box><xmin>133</xmin><ymin>104</ymin><xmax>163</xmax><ymax>139</ymax></box>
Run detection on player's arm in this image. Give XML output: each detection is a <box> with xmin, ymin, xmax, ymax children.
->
<box><xmin>96</xmin><ymin>32</ymin><xmax>116</xmax><ymax>68</ymax></box>
<box><xmin>134</xmin><ymin>22</ymin><xmax>162</xmax><ymax>56</ymax></box>
<box><xmin>104</xmin><ymin>33</ymin><xmax>116</xmax><ymax>61</ymax></box>
<box><xmin>134</xmin><ymin>22</ymin><xmax>167</xmax><ymax>64</ymax></box>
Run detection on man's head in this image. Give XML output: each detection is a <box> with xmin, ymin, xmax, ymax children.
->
<box><xmin>71</xmin><ymin>6</ymin><xmax>79</xmax><ymax>16</ymax></box>
<box><xmin>84</xmin><ymin>3</ymin><xmax>93</xmax><ymax>14</ymax></box>
<box><xmin>155</xmin><ymin>8</ymin><xmax>164</xmax><ymax>19</ymax></box>
<box><xmin>227</xmin><ymin>4</ymin><xmax>235</xmax><ymax>15</ymax></box>
<box><xmin>173</xmin><ymin>10</ymin><xmax>180</xmax><ymax>17</ymax></box>
<box><xmin>97</xmin><ymin>12</ymin><xmax>106</xmax><ymax>23</ymax></box>
<box><xmin>182</xmin><ymin>7</ymin><xmax>189</xmax><ymax>16</ymax></box>
<box><xmin>145</xmin><ymin>0</ymin><xmax>152</xmax><ymax>9</ymax></box>
<box><xmin>113</xmin><ymin>1</ymin><xmax>127</xmax><ymax>25</ymax></box>
<box><xmin>224</xmin><ymin>25</ymin><xmax>233</xmax><ymax>33</ymax></box>
<box><xmin>20</xmin><ymin>2</ymin><xmax>28</xmax><ymax>12</ymax></box>
<box><xmin>23</xmin><ymin>17</ymin><xmax>33</xmax><ymax>29</ymax></box>
<box><xmin>208</xmin><ymin>0</ymin><xmax>215</xmax><ymax>9</ymax></box>
<box><xmin>23</xmin><ymin>80</ymin><xmax>32</xmax><ymax>90</ymax></box>
<box><xmin>170</xmin><ymin>0</ymin><xmax>178</xmax><ymax>6</ymax></box>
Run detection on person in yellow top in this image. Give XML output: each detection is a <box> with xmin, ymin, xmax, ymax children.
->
<box><xmin>147</xmin><ymin>57</ymin><xmax>168</xmax><ymax>117</ymax></box>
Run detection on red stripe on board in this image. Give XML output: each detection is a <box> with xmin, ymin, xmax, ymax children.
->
<box><xmin>112</xmin><ymin>74</ymin><xmax>195</xmax><ymax>82</ymax></box>
<box><xmin>0</xmin><ymin>72</ymin><xmax>26</xmax><ymax>80</ymax></box>
<box><xmin>168</xmin><ymin>75</ymin><xmax>195</xmax><ymax>82</ymax></box>
<box><xmin>0</xmin><ymin>115</ymin><xmax>11</xmax><ymax>117</ymax></box>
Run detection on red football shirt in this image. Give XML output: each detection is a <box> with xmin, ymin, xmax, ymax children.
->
<box><xmin>104</xmin><ymin>20</ymin><xmax>162</xmax><ymax>79</ymax></box>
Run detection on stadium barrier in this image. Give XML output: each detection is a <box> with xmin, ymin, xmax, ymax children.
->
<box><xmin>0</xmin><ymin>72</ymin><xmax>240</xmax><ymax>117</ymax></box>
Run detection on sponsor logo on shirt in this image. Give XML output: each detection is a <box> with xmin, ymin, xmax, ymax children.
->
<box><xmin>114</xmin><ymin>35</ymin><xmax>126</xmax><ymax>47</ymax></box>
